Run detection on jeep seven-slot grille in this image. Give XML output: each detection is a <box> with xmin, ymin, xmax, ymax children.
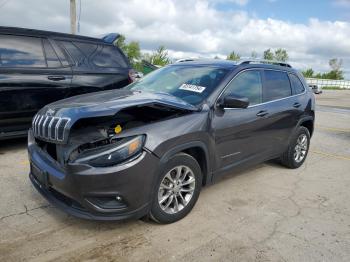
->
<box><xmin>32</xmin><ymin>114</ymin><xmax>70</xmax><ymax>143</ymax></box>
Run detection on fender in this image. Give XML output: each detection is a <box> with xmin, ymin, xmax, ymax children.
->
<box><xmin>159</xmin><ymin>141</ymin><xmax>211</xmax><ymax>185</ymax></box>
<box><xmin>287</xmin><ymin>115</ymin><xmax>314</xmax><ymax>144</ymax></box>
<box><xmin>296</xmin><ymin>115</ymin><xmax>314</xmax><ymax>133</ymax></box>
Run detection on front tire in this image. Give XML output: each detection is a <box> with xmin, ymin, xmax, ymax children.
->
<box><xmin>280</xmin><ymin>126</ymin><xmax>310</xmax><ymax>169</ymax></box>
<box><xmin>149</xmin><ymin>153</ymin><xmax>202</xmax><ymax>224</ymax></box>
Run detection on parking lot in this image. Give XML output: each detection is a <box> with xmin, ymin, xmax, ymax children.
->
<box><xmin>0</xmin><ymin>90</ymin><xmax>349</xmax><ymax>262</ymax></box>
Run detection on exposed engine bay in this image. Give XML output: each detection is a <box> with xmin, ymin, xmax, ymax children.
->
<box><xmin>35</xmin><ymin>103</ymin><xmax>192</xmax><ymax>165</ymax></box>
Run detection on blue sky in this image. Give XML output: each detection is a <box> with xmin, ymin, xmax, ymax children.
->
<box><xmin>214</xmin><ymin>0</ymin><xmax>349</xmax><ymax>23</ymax></box>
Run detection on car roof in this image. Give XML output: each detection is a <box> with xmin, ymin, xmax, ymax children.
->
<box><xmin>0</xmin><ymin>26</ymin><xmax>104</xmax><ymax>43</ymax></box>
<box><xmin>171</xmin><ymin>58</ymin><xmax>298</xmax><ymax>73</ymax></box>
<box><xmin>172</xmin><ymin>59</ymin><xmax>238</xmax><ymax>68</ymax></box>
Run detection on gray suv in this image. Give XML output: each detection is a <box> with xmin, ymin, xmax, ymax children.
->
<box><xmin>28</xmin><ymin>59</ymin><xmax>315</xmax><ymax>223</ymax></box>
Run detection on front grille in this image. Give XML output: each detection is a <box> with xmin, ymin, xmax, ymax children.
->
<box><xmin>32</xmin><ymin>114</ymin><xmax>70</xmax><ymax>143</ymax></box>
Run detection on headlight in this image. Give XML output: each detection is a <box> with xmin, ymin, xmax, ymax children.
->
<box><xmin>75</xmin><ymin>135</ymin><xmax>145</xmax><ymax>167</ymax></box>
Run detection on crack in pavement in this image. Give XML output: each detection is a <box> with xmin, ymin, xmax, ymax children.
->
<box><xmin>0</xmin><ymin>204</ymin><xmax>51</xmax><ymax>221</ymax></box>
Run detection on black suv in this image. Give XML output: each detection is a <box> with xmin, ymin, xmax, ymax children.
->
<box><xmin>0</xmin><ymin>27</ymin><xmax>133</xmax><ymax>140</ymax></box>
<box><xmin>28</xmin><ymin>59</ymin><xmax>315</xmax><ymax>223</ymax></box>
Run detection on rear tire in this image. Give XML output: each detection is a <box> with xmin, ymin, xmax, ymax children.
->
<box><xmin>280</xmin><ymin>126</ymin><xmax>310</xmax><ymax>169</ymax></box>
<box><xmin>149</xmin><ymin>153</ymin><xmax>202</xmax><ymax>224</ymax></box>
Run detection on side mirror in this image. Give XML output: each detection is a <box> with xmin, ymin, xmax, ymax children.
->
<box><xmin>218</xmin><ymin>95</ymin><xmax>249</xmax><ymax>109</ymax></box>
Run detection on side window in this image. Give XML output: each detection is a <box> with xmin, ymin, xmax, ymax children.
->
<box><xmin>92</xmin><ymin>45</ymin><xmax>128</xmax><ymax>68</ymax></box>
<box><xmin>59</xmin><ymin>41</ymin><xmax>85</xmax><ymax>65</ymax></box>
<box><xmin>43</xmin><ymin>39</ymin><xmax>61</xmax><ymax>67</ymax></box>
<box><xmin>223</xmin><ymin>70</ymin><xmax>263</xmax><ymax>106</ymax></box>
<box><xmin>263</xmin><ymin>70</ymin><xmax>291</xmax><ymax>102</ymax></box>
<box><xmin>74</xmin><ymin>41</ymin><xmax>98</xmax><ymax>58</ymax></box>
<box><xmin>0</xmin><ymin>34</ymin><xmax>46</xmax><ymax>67</ymax></box>
<box><xmin>289</xmin><ymin>74</ymin><xmax>305</xmax><ymax>94</ymax></box>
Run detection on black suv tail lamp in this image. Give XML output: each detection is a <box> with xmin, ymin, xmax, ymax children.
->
<box><xmin>128</xmin><ymin>69</ymin><xmax>137</xmax><ymax>83</ymax></box>
<box><xmin>86</xmin><ymin>195</ymin><xmax>128</xmax><ymax>210</ymax></box>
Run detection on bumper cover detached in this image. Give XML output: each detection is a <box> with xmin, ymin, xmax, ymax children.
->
<box><xmin>28</xmin><ymin>130</ymin><xmax>159</xmax><ymax>221</ymax></box>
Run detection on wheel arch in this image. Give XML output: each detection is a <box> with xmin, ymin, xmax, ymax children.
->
<box><xmin>159</xmin><ymin>141</ymin><xmax>211</xmax><ymax>186</ymax></box>
<box><xmin>298</xmin><ymin>116</ymin><xmax>314</xmax><ymax>137</ymax></box>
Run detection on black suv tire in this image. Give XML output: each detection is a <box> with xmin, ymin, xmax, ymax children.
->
<box><xmin>149</xmin><ymin>153</ymin><xmax>202</xmax><ymax>224</ymax></box>
<box><xmin>280</xmin><ymin>126</ymin><xmax>310</xmax><ymax>169</ymax></box>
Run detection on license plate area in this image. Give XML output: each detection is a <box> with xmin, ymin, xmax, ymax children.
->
<box><xmin>31</xmin><ymin>163</ymin><xmax>49</xmax><ymax>188</ymax></box>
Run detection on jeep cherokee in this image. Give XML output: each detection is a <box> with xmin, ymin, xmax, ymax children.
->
<box><xmin>28</xmin><ymin>59</ymin><xmax>315</xmax><ymax>223</ymax></box>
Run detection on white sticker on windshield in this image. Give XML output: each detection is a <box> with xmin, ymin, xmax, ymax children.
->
<box><xmin>179</xmin><ymin>84</ymin><xmax>206</xmax><ymax>93</ymax></box>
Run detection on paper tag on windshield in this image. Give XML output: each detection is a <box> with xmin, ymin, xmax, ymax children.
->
<box><xmin>179</xmin><ymin>84</ymin><xmax>206</xmax><ymax>93</ymax></box>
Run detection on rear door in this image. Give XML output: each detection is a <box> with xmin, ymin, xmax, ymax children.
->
<box><xmin>260</xmin><ymin>69</ymin><xmax>296</xmax><ymax>156</ymax></box>
<box><xmin>0</xmin><ymin>34</ymin><xmax>72</xmax><ymax>136</ymax></box>
<box><xmin>59</xmin><ymin>41</ymin><xmax>130</xmax><ymax>97</ymax></box>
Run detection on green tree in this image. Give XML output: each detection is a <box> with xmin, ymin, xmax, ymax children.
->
<box><xmin>251</xmin><ymin>51</ymin><xmax>258</xmax><ymax>58</ymax></box>
<box><xmin>226</xmin><ymin>51</ymin><xmax>240</xmax><ymax>61</ymax></box>
<box><xmin>274</xmin><ymin>48</ymin><xmax>288</xmax><ymax>62</ymax></box>
<box><xmin>145</xmin><ymin>46</ymin><xmax>171</xmax><ymax>66</ymax></box>
<box><xmin>263</xmin><ymin>49</ymin><xmax>274</xmax><ymax>60</ymax></box>
<box><xmin>114</xmin><ymin>35</ymin><xmax>142</xmax><ymax>70</ymax></box>
<box><xmin>329</xmin><ymin>58</ymin><xmax>342</xmax><ymax>71</ymax></box>
<box><xmin>327</xmin><ymin>58</ymin><xmax>344</xmax><ymax>80</ymax></box>
<box><xmin>115</xmin><ymin>35</ymin><xmax>127</xmax><ymax>51</ymax></box>
<box><xmin>302</xmin><ymin>68</ymin><xmax>314</xmax><ymax>78</ymax></box>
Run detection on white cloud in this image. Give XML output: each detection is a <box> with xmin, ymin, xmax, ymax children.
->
<box><xmin>0</xmin><ymin>0</ymin><xmax>349</xmax><ymax>78</ymax></box>
<box><xmin>209</xmin><ymin>0</ymin><xmax>250</xmax><ymax>6</ymax></box>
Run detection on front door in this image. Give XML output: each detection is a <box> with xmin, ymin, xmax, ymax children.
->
<box><xmin>211</xmin><ymin>69</ymin><xmax>272</xmax><ymax>174</ymax></box>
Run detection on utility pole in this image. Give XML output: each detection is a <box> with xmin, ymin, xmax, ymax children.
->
<box><xmin>70</xmin><ymin>0</ymin><xmax>76</xmax><ymax>34</ymax></box>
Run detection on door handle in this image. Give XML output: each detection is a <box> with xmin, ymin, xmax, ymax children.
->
<box><xmin>256</xmin><ymin>110</ymin><xmax>269</xmax><ymax>117</ymax></box>
<box><xmin>293</xmin><ymin>102</ymin><xmax>301</xmax><ymax>108</ymax></box>
<box><xmin>47</xmin><ymin>76</ymin><xmax>66</xmax><ymax>81</ymax></box>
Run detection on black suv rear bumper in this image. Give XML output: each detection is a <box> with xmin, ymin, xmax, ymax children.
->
<box><xmin>28</xmin><ymin>130</ymin><xmax>159</xmax><ymax>221</ymax></box>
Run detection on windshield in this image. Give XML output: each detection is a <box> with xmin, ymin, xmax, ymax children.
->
<box><xmin>126</xmin><ymin>65</ymin><xmax>229</xmax><ymax>105</ymax></box>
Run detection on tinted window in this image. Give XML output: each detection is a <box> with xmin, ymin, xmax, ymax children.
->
<box><xmin>223</xmin><ymin>70</ymin><xmax>263</xmax><ymax>106</ymax></box>
<box><xmin>264</xmin><ymin>70</ymin><xmax>291</xmax><ymax>102</ymax></box>
<box><xmin>43</xmin><ymin>39</ymin><xmax>61</xmax><ymax>67</ymax></box>
<box><xmin>289</xmin><ymin>74</ymin><xmax>305</xmax><ymax>94</ymax></box>
<box><xmin>74</xmin><ymin>42</ymin><xmax>97</xmax><ymax>58</ymax></box>
<box><xmin>0</xmin><ymin>35</ymin><xmax>45</xmax><ymax>67</ymax></box>
<box><xmin>92</xmin><ymin>45</ymin><xmax>128</xmax><ymax>68</ymax></box>
<box><xmin>60</xmin><ymin>41</ymin><xmax>85</xmax><ymax>65</ymax></box>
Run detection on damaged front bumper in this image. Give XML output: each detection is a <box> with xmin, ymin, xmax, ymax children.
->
<box><xmin>28</xmin><ymin>129</ymin><xmax>159</xmax><ymax>221</ymax></box>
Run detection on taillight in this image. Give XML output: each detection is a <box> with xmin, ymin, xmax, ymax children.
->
<box><xmin>128</xmin><ymin>69</ymin><xmax>137</xmax><ymax>83</ymax></box>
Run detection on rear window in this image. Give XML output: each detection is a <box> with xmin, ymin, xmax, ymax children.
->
<box><xmin>74</xmin><ymin>42</ymin><xmax>98</xmax><ymax>58</ymax></box>
<box><xmin>289</xmin><ymin>74</ymin><xmax>305</xmax><ymax>94</ymax></box>
<box><xmin>263</xmin><ymin>70</ymin><xmax>291</xmax><ymax>102</ymax></box>
<box><xmin>92</xmin><ymin>45</ymin><xmax>128</xmax><ymax>68</ymax></box>
<box><xmin>0</xmin><ymin>34</ymin><xmax>46</xmax><ymax>67</ymax></box>
<box><xmin>59</xmin><ymin>41</ymin><xmax>85</xmax><ymax>65</ymax></box>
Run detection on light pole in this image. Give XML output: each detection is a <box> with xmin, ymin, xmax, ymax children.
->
<box><xmin>70</xmin><ymin>0</ymin><xmax>76</xmax><ymax>34</ymax></box>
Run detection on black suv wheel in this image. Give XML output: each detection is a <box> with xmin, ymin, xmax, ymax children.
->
<box><xmin>280</xmin><ymin>126</ymin><xmax>310</xmax><ymax>169</ymax></box>
<box><xmin>149</xmin><ymin>153</ymin><xmax>202</xmax><ymax>224</ymax></box>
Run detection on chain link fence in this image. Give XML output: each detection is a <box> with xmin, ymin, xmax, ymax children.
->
<box><xmin>305</xmin><ymin>78</ymin><xmax>350</xmax><ymax>89</ymax></box>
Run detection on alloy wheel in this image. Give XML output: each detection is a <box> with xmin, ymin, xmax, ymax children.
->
<box><xmin>158</xmin><ymin>165</ymin><xmax>196</xmax><ymax>214</ymax></box>
<box><xmin>294</xmin><ymin>134</ymin><xmax>308</xmax><ymax>163</ymax></box>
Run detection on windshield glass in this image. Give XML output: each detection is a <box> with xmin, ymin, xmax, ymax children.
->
<box><xmin>126</xmin><ymin>65</ymin><xmax>229</xmax><ymax>105</ymax></box>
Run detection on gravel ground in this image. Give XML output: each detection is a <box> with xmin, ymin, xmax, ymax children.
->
<box><xmin>0</xmin><ymin>90</ymin><xmax>349</xmax><ymax>262</ymax></box>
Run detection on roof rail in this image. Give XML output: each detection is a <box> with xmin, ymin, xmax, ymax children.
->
<box><xmin>175</xmin><ymin>58</ymin><xmax>199</xmax><ymax>63</ymax></box>
<box><xmin>239</xmin><ymin>59</ymin><xmax>292</xmax><ymax>68</ymax></box>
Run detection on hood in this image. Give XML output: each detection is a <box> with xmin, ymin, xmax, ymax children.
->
<box><xmin>41</xmin><ymin>89</ymin><xmax>197</xmax><ymax>116</ymax></box>
<box><xmin>36</xmin><ymin>89</ymin><xmax>198</xmax><ymax>143</ymax></box>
